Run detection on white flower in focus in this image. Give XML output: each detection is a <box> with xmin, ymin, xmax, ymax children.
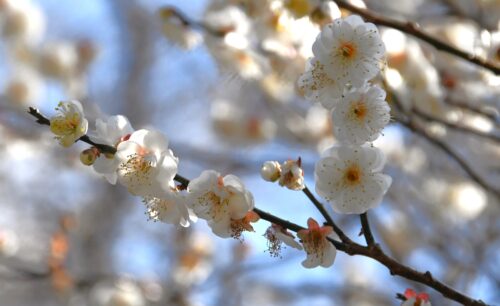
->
<box><xmin>297</xmin><ymin>218</ymin><xmax>336</xmax><ymax>268</ymax></box>
<box><xmin>50</xmin><ymin>100</ymin><xmax>88</xmax><ymax>147</ymax></box>
<box><xmin>279</xmin><ymin>158</ymin><xmax>305</xmax><ymax>190</ymax></box>
<box><xmin>402</xmin><ymin>289</ymin><xmax>431</xmax><ymax>306</ymax></box>
<box><xmin>315</xmin><ymin>145</ymin><xmax>391</xmax><ymax>214</ymax></box>
<box><xmin>298</xmin><ymin>57</ymin><xmax>344</xmax><ymax>109</ymax></box>
<box><xmin>312</xmin><ymin>15</ymin><xmax>385</xmax><ymax>87</ymax></box>
<box><xmin>260</xmin><ymin>161</ymin><xmax>281</xmax><ymax>182</ymax></box>
<box><xmin>265</xmin><ymin>223</ymin><xmax>302</xmax><ymax>257</ymax></box>
<box><xmin>332</xmin><ymin>83</ymin><xmax>390</xmax><ymax>145</ymax></box>
<box><xmin>116</xmin><ymin>129</ymin><xmax>178</xmax><ymax>197</ymax></box>
<box><xmin>143</xmin><ymin>189</ymin><xmax>193</xmax><ymax>227</ymax></box>
<box><xmin>91</xmin><ymin>115</ymin><xmax>134</xmax><ymax>184</ymax></box>
<box><xmin>187</xmin><ymin>170</ymin><xmax>256</xmax><ymax>238</ymax></box>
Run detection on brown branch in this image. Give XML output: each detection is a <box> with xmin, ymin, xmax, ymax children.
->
<box><xmin>27</xmin><ymin>107</ymin><xmax>117</xmax><ymax>155</ymax></box>
<box><xmin>302</xmin><ymin>186</ymin><xmax>352</xmax><ymax>243</ymax></box>
<box><xmin>28</xmin><ymin>110</ymin><xmax>489</xmax><ymax>306</ymax></box>
<box><xmin>172</xmin><ymin>175</ymin><xmax>488</xmax><ymax>306</ymax></box>
<box><xmin>330</xmin><ymin>0</ymin><xmax>500</xmax><ymax>75</ymax></box>
<box><xmin>360</xmin><ymin>212</ymin><xmax>375</xmax><ymax>246</ymax></box>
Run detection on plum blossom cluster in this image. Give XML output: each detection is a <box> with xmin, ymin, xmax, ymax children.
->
<box><xmin>298</xmin><ymin>14</ymin><xmax>392</xmax><ymax>214</ymax></box>
<box><xmin>48</xmin><ymin>100</ymin><xmax>257</xmax><ymax>240</ymax></box>
<box><xmin>46</xmin><ymin>101</ymin><xmax>333</xmax><ymax>270</ymax></box>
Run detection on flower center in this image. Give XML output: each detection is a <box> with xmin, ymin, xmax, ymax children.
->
<box><xmin>344</xmin><ymin>164</ymin><xmax>362</xmax><ymax>185</ymax></box>
<box><xmin>338</xmin><ymin>42</ymin><xmax>357</xmax><ymax>59</ymax></box>
<box><xmin>302</xmin><ymin>229</ymin><xmax>326</xmax><ymax>255</ymax></box>
<box><xmin>350</xmin><ymin>101</ymin><xmax>367</xmax><ymax>120</ymax></box>
<box><xmin>119</xmin><ymin>153</ymin><xmax>154</xmax><ymax>187</ymax></box>
<box><xmin>197</xmin><ymin>191</ymin><xmax>228</xmax><ymax>221</ymax></box>
<box><xmin>50</xmin><ymin>113</ymin><xmax>81</xmax><ymax>136</ymax></box>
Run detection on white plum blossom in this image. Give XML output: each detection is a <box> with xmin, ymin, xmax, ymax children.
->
<box><xmin>265</xmin><ymin>223</ymin><xmax>302</xmax><ymax>257</ymax></box>
<box><xmin>402</xmin><ymin>289</ymin><xmax>431</xmax><ymax>306</ymax></box>
<box><xmin>116</xmin><ymin>129</ymin><xmax>178</xmax><ymax>197</ymax></box>
<box><xmin>315</xmin><ymin>145</ymin><xmax>392</xmax><ymax>214</ymax></box>
<box><xmin>260</xmin><ymin>161</ymin><xmax>281</xmax><ymax>182</ymax></box>
<box><xmin>142</xmin><ymin>188</ymin><xmax>194</xmax><ymax>227</ymax></box>
<box><xmin>49</xmin><ymin>100</ymin><xmax>88</xmax><ymax>147</ymax></box>
<box><xmin>187</xmin><ymin>170</ymin><xmax>256</xmax><ymax>239</ymax></box>
<box><xmin>298</xmin><ymin>57</ymin><xmax>344</xmax><ymax>109</ymax></box>
<box><xmin>332</xmin><ymin>83</ymin><xmax>391</xmax><ymax>145</ymax></box>
<box><xmin>297</xmin><ymin>218</ymin><xmax>336</xmax><ymax>268</ymax></box>
<box><xmin>312</xmin><ymin>15</ymin><xmax>385</xmax><ymax>88</ymax></box>
<box><xmin>279</xmin><ymin>158</ymin><xmax>305</xmax><ymax>191</ymax></box>
<box><xmin>91</xmin><ymin>115</ymin><xmax>134</xmax><ymax>184</ymax></box>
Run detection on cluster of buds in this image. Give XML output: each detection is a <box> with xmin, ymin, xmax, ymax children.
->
<box><xmin>260</xmin><ymin>157</ymin><xmax>305</xmax><ymax>191</ymax></box>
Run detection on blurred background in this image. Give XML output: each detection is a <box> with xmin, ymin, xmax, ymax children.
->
<box><xmin>0</xmin><ymin>0</ymin><xmax>499</xmax><ymax>305</ymax></box>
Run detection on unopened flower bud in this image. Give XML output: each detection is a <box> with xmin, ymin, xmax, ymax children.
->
<box><xmin>279</xmin><ymin>158</ymin><xmax>305</xmax><ymax>190</ymax></box>
<box><xmin>80</xmin><ymin>147</ymin><xmax>99</xmax><ymax>166</ymax></box>
<box><xmin>261</xmin><ymin>161</ymin><xmax>281</xmax><ymax>182</ymax></box>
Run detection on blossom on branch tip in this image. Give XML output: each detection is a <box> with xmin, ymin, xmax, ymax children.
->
<box><xmin>49</xmin><ymin>100</ymin><xmax>88</xmax><ymax>147</ymax></box>
<box><xmin>260</xmin><ymin>161</ymin><xmax>281</xmax><ymax>182</ymax></box>
<box><xmin>402</xmin><ymin>289</ymin><xmax>431</xmax><ymax>306</ymax></box>
<box><xmin>312</xmin><ymin>15</ymin><xmax>385</xmax><ymax>88</ymax></box>
<box><xmin>315</xmin><ymin>145</ymin><xmax>391</xmax><ymax>214</ymax></box>
<box><xmin>279</xmin><ymin>158</ymin><xmax>305</xmax><ymax>190</ymax></box>
<box><xmin>265</xmin><ymin>223</ymin><xmax>302</xmax><ymax>257</ymax></box>
<box><xmin>116</xmin><ymin>129</ymin><xmax>178</xmax><ymax>197</ymax></box>
<box><xmin>91</xmin><ymin>115</ymin><xmax>134</xmax><ymax>184</ymax></box>
<box><xmin>332</xmin><ymin>83</ymin><xmax>391</xmax><ymax>145</ymax></box>
<box><xmin>297</xmin><ymin>218</ymin><xmax>336</xmax><ymax>268</ymax></box>
<box><xmin>187</xmin><ymin>170</ymin><xmax>255</xmax><ymax>239</ymax></box>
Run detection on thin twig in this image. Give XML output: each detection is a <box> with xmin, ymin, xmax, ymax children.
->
<box><xmin>330</xmin><ymin>0</ymin><xmax>500</xmax><ymax>74</ymax></box>
<box><xmin>360</xmin><ymin>212</ymin><xmax>375</xmax><ymax>246</ymax></box>
<box><xmin>250</xmin><ymin>208</ymin><xmax>488</xmax><ymax>306</ymax></box>
<box><xmin>302</xmin><ymin>186</ymin><xmax>351</xmax><ymax>243</ymax></box>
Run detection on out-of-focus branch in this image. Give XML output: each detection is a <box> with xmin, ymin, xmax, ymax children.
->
<box><xmin>159</xmin><ymin>6</ymin><xmax>224</xmax><ymax>37</ymax></box>
<box><xmin>394</xmin><ymin>116</ymin><xmax>500</xmax><ymax>199</ymax></box>
<box><xmin>385</xmin><ymin>91</ymin><xmax>500</xmax><ymax>199</ymax></box>
<box><xmin>329</xmin><ymin>0</ymin><xmax>500</xmax><ymax>75</ymax></box>
<box><xmin>444</xmin><ymin>99</ymin><xmax>499</xmax><ymax>124</ymax></box>
<box><xmin>411</xmin><ymin>107</ymin><xmax>500</xmax><ymax>143</ymax></box>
